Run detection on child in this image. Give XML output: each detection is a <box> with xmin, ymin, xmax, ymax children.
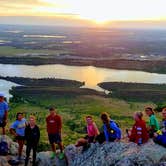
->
<box><xmin>100</xmin><ymin>112</ymin><xmax>121</xmax><ymax>142</ymax></box>
<box><xmin>128</xmin><ymin>111</ymin><xmax>149</xmax><ymax>145</ymax></box>
<box><xmin>153</xmin><ymin>108</ymin><xmax>166</xmax><ymax>147</ymax></box>
<box><xmin>10</xmin><ymin>112</ymin><xmax>26</xmax><ymax>160</ymax></box>
<box><xmin>0</xmin><ymin>93</ymin><xmax>9</xmax><ymax>135</ymax></box>
<box><xmin>86</xmin><ymin>116</ymin><xmax>99</xmax><ymax>143</ymax></box>
<box><xmin>25</xmin><ymin>115</ymin><xmax>40</xmax><ymax>166</ymax></box>
<box><xmin>145</xmin><ymin>107</ymin><xmax>159</xmax><ymax>138</ymax></box>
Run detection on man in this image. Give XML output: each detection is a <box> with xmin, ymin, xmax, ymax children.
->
<box><xmin>0</xmin><ymin>93</ymin><xmax>9</xmax><ymax>135</ymax></box>
<box><xmin>46</xmin><ymin>107</ymin><xmax>64</xmax><ymax>159</ymax></box>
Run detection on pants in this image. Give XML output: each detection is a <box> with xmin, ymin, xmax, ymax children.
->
<box><xmin>25</xmin><ymin>143</ymin><xmax>37</xmax><ymax>166</ymax></box>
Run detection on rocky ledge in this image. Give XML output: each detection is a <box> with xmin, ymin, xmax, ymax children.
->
<box><xmin>65</xmin><ymin>140</ymin><xmax>166</xmax><ymax>166</ymax></box>
<box><xmin>1</xmin><ymin>135</ymin><xmax>166</xmax><ymax>166</ymax></box>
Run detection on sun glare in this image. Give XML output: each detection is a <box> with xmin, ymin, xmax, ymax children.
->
<box><xmin>37</xmin><ymin>0</ymin><xmax>166</xmax><ymax>22</ymax></box>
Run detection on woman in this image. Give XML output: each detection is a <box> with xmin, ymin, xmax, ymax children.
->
<box><xmin>10</xmin><ymin>112</ymin><xmax>26</xmax><ymax>160</ymax></box>
<box><xmin>24</xmin><ymin>115</ymin><xmax>40</xmax><ymax>166</ymax></box>
<box><xmin>128</xmin><ymin>111</ymin><xmax>149</xmax><ymax>145</ymax></box>
<box><xmin>100</xmin><ymin>112</ymin><xmax>121</xmax><ymax>142</ymax></box>
<box><xmin>86</xmin><ymin>116</ymin><xmax>99</xmax><ymax>143</ymax></box>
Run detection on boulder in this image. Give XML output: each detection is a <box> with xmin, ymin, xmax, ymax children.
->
<box><xmin>36</xmin><ymin>151</ymin><xmax>67</xmax><ymax>166</ymax></box>
<box><xmin>65</xmin><ymin>140</ymin><xmax>166</xmax><ymax>166</ymax></box>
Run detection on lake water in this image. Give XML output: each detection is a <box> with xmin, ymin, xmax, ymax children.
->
<box><xmin>0</xmin><ymin>64</ymin><xmax>166</xmax><ymax>98</ymax></box>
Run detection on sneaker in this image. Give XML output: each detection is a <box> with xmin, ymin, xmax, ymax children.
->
<box><xmin>50</xmin><ymin>152</ymin><xmax>56</xmax><ymax>159</ymax></box>
<box><xmin>58</xmin><ymin>152</ymin><xmax>64</xmax><ymax>160</ymax></box>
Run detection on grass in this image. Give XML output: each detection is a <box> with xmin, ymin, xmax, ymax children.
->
<box><xmin>7</xmin><ymin>93</ymin><xmax>158</xmax><ymax>151</ymax></box>
<box><xmin>0</xmin><ymin>46</ymin><xmax>71</xmax><ymax>57</ymax></box>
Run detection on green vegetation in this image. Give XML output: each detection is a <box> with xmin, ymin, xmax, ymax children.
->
<box><xmin>98</xmin><ymin>82</ymin><xmax>166</xmax><ymax>102</ymax></box>
<box><xmin>0</xmin><ymin>46</ymin><xmax>71</xmax><ymax>57</ymax></box>
<box><xmin>5</xmin><ymin>77</ymin><xmax>164</xmax><ymax>151</ymax></box>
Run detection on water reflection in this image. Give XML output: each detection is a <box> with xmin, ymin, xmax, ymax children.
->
<box><xmin>0</xmin><ymin>64</ymin><xmax>166</xmax><ymax>93</ymax></box>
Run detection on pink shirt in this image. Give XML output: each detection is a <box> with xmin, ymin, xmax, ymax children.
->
<box><xmin>87</xmin><ymin>122</ymin><xmax>99</xmax><ymax>137</ymax></box>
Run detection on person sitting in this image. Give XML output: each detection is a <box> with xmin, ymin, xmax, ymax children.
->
<box><xmin>100</xmin><ymin>112</ymin><xmax>121</xmax><ymax>142</ymax></box>
<box><xmin>127</xmin><ymin>111</ymin><xmax>149</xmax><ymax>145</ymax></box>
<box><xmin>85</xmin><ymin>116</ymin><xmax>99</xmax><ymax>143</ymax></box>
<box><xmin>153</xmin><ymin>108</ymin><xmax>166</xmax><ymax>147</ymax></box>
<box><xmin>145</xmin><ymin>107</ymin><xmax>159</xmax><ymax>138</ymax></box>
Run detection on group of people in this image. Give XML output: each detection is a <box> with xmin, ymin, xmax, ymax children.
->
<box><xmin>76</xmin><ymin>107</ymin><xmax>166</xmax><ymax>149</ymax></box>
<box><xmin>0</xmin><ymin>92</ymin><xmax>63</xmax><ymax>166</ymax></box>
<box><xmin>0</xmin><ymin>92</ymin><xmax>166</xmax><ymax>166</ymax></box>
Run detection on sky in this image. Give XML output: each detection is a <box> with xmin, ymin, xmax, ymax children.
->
<box><xmin>0</xmin><ymin>0</ymin><xmax>166</xmax><ymax>27</ymax></box>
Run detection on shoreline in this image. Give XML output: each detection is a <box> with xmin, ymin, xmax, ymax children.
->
<box><xmin>0</xmin><ymin>57</ymin><xmax>166</xmax><ymax>74</ymax></box>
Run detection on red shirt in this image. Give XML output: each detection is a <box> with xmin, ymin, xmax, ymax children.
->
<box><xmin>46</xmin><ymin>114</ymin><xmax>62</xmax><ymax>134</ymax></box>
<box><xmin>129</xmin><ymin>120</ymin><xmax>149</xmax><ymax>144</ymax></box>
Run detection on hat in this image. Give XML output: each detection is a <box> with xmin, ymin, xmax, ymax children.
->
<box><xmin>0</xmin><ymin>93</ymin><xmax>5</xmax><ymax>97</ymax></box>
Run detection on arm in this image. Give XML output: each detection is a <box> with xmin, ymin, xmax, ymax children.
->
<box><xmin>37</xmin><ymin>126</ymin><xmax>40</xmax><ymax>143</ymax></box>
<box><xmin>4</xmin><ymin>102</ymin><xmax>9</xmax><ymax>121</ymax></box>
<box><xmin>103</xmin><ymin>125</ymin><xmax>109</xmax><ymax>142</ymax></box>
<box><xmin>10</xmin><ymin>128</ymin><xmax>17</xmax><ymax>137</ymax></box>
<box><xmin>111</xmin><ymin>122</ymin><xmax>121</xmax><ymax>139</ymax></box>
<box><xmin>58</xmin><ymin>116</ymin><xmax>62</xmax><ymax>133</ymax></box>
<box><xmin>93</xmin><ymin>122</ymin><xmax>100</xmax><ymax>136</ymax></box>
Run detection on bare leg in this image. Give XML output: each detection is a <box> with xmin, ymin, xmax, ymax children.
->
<box><xmin>51</xmin><ymin>143</ymin><xmax>56</xmax><ymax>153</ymax></box>
<box><xmin>18</xmin><ymin>140</ymin><xmax>24</xmax><ymax>158</ymax></box>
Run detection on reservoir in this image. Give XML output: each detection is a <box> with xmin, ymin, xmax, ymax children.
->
<box><xmin>0</xmin><ymin>64</ymin><xmax>166</xmax><ymax>98</ymax></box>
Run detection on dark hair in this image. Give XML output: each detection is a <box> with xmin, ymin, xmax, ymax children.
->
<box><xmin>86</xmin><ymin>115</ymin><xmax>92</xmax><ymax>119</ymax></box>
<box><xmin>145</xmin><ymin>107</ymin><xmax>154</xmax><ymax>114</ymax></box>
<box><xmin>49</xmin><ymin>107</ymin><xmax>55</xmax><ymax>111</ymax></box>
<box><xmin>16</xmin><ymin>112</ymin><xmax>23</xmax><ymax>120</ymax></box>
<box><xmin>101</xmin><ymin>112</ymin><xmax>110</xmax><ymax>122</ymax></box>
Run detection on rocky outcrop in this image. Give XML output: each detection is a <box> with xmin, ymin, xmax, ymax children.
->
<box><xmin>36</xmin><ymin>151</ymin><xmax>67</xmax><ymax>166</ymax></box>
<box><xmin>0</xmin><ymin>135</ymin><xmax>26</xmax><ymax>166</ymax></box>
<box><xmin>1</xmin><ymin>135</ymin><xmax>166</xmax><ymax>166</ymax></box>
<box><xmin>65</xmin><ymin>140</ymin><xmax>166</xmax><ymax>166</ymax></box>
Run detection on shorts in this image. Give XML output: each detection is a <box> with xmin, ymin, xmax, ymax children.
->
<box><xmin>16</xmin><ymin>135</ymin><xmax>25</xmax><ymax>141</ymax></box>
<box><xmin>0</xmin><ymin>120</ymin><xmax>6</xmax><ymax>127</ymax></box>
<box><xmin>48</xmin><ymin>133</ymin><xmax>62</xmax><ymax>144</ymax></box>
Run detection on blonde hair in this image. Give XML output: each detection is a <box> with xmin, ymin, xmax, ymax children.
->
<box><xmin>29</xmin><ymin>115</ymin><xmax>36</xmax><ymax>121</ymax></box>
<box><xmin>135</xmin><ymin>111</ymin><xmax>143</xmax><ymax>119</ymax></box>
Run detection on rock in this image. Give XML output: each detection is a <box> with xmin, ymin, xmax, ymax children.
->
<box><xmin>0</xmin><ymin>135</ymin><xmax>26</xmax><ymax>166</ymax></box>
<box><xmin>65</xmin><ymin>140</ymin><xmax>166</xmax><ymax>166</ymax></box>
<box><xmin>36</xmin><ymin>151</ymin><xmax>67</xmax><ymax>166</ymax></box>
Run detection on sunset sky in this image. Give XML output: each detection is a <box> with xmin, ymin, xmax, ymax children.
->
<box><xmin>0</xmin><ymin>0</ymin><xmax>166</xmax><ymax>27</ymax></box>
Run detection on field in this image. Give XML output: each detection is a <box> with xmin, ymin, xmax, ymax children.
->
<box><xmin>0</xmin><ymin>46</ymin><xmax>71</xmax><ymax>57</ymax></box>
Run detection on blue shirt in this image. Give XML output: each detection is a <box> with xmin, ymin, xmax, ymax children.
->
<box><xmin>0</xmin><ymin>101</ymin><xmax>9</xmax><ymax>119</ymax></box>
<box><xmin>10</xmin><ymin>118</ymin><xmax>26</xmax><ymax>136</ymax></box>
<box><xmin>103</xmin><ymin>120</ymin><xmax>121</xmax><ymax>142</ymax></box>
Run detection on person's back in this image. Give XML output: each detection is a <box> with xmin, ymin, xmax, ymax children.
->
<box><xmin>129</xmin><ymin>119</ymin><xmax>149</xmax><ymax>144</ymax></box>
<box><xmin>101</xmin><ymin>112</ymin><xmax>121</xmax><ymax>142</ymax></box>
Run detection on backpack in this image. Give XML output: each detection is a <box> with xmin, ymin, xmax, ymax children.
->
<box><xmin>0</xmin><ymin>139</ymin><xmax>8</xmax><ymax>155</ymax></box>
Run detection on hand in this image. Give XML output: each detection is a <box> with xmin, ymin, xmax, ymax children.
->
<box><xmin>115</xmin><ymin>139</ymin><xmax>120</xmax><ymax>142</ymax></box>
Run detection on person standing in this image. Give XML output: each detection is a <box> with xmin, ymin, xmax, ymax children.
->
<box><xmin>10</xmin><ymin>112</ymin><xmax>26</xmax><ymax>160</ymax></box>
<box><xmin>25</xmin><ymin>115</ymin><xmax>40</xmax><ymax>166</ymax></box>
<box><xmin>0</xmin><ymin>93</ymin><xmax>9</xmax><ymax>135</ymax></box>
<box><xmin>46</xmin><ymin>107</ymin><xmax>64</xmax><ymax>159</ymax></box>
